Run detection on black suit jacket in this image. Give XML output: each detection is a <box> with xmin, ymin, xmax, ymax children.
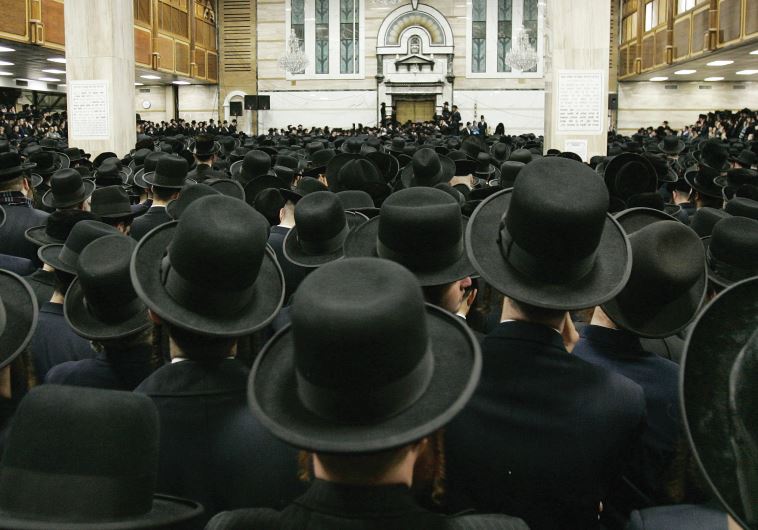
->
<box><xmin>268</xmin><ymin>225</ymin><xmax>310</xmax><ymax>302</ymax></box>
<box><xmin>0</xmin><ymin>253</ymin><xmax>35</xmax><ymax>276</ymax></box>
<box><xmin>130</xmin><ymin>206</ymin><xmax>171</xmax><ymax>240</ymax></box>
<box><xmin>24</xmin><ymin>268</ymin><xmax>56</xmax><ymax>308</ymax></box>
<box><xmin>135</xmin><ymin>359</ymin><xmax>304</xmax><ymax>522</ymax></box>
<box><xmin>207</xmin><ymin>479</ymin><xmax>529</xmax><ymax>530</ymax></box>
<box><xmin>0</xmin><ymin>201</ymin><xmax>49</xmax><ymax>264</ymax></box>
<box><xmin>445</xmin><ymin>321</ymin><xmax>646</xmax><ymax>530</ymax></box>
<box><xmin>46</xmin><ymin>345</ymin><xmax>154</xmax><ymax>391</ymax></box>
<box><xmin>188</xmin><ymin>163</ymin><xmax>228</xmax><ymax>183</ymax></box>
<box><xmin>626</xmin><ymin>504</ymin><xmax>727</xmax><ymax>530</ymax></box>
<box><xmin>30</xmin><ymin>302</ymin><xmax>95</xmax><ymax>381</ymax></box>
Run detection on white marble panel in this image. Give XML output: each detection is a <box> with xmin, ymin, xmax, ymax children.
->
<box><xmin>177</xmin><ymin>85</ymin><xmax>221</xmax><ymax>123</ymax></box>
<box><xmin>455</xmin><ymin>90</ymin><xmax>546</xmax><ymax>135</ymax></box>
<box><xmin>257</xmin><ymin>90</ymin><xmax>378</xmax><ymax>130</ymax></box>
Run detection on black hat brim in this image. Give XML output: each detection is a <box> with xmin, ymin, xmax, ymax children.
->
<box><xmin>24</xmin><ymin>225</ymin><xmax>62</xmax><ymax>247</ymax></box>
<box><xmin>601</xmin><ymin>208</ymin><xmax>707</xmax><ymax>338</ymax></box>
<box><xmin>130</xmin><ymin>222</ymin><xmax>285</xmax><ymax>337</ymax></box>
<box><xmin>658</xmin><ymin>139</ymin><xmax>685</xmax><ymax>155</ymax></box>
<box><xmin>248</xmin><ymin>303</ymin><xmax>481</xmax><ymax>453</ymax></box>
<box><xmin>0</xmin><ymin>270</ymin><xmax>38</xmax><ymax>371</ymax></box>
<box><xmin>680</xmin><ymin>277</ymin><xmax>758</xmax><ymax>530</ymax></box>
<box><xmin>684</xmin><ymin>170</ymin><xmax>725</xmax><ymax>199</ymax></box>
<box><xmin>343</xmin><ymin>215</ymin><xmax>476</xmax><ymax>286</ymax></box>
<box><xmin>0</xmin><ymin>494</ymin><xmax>203</xmax><ymax>530</ymax></box>
<box><xmin>466</xmin><ymin>189</ymin><xmax>632</xmax><ymax>310</ymax></box>
<box><xmin>38</xmin><ymin>244</ymin><xmax>75</xmax><ymax>274</ymax></box>
<box><xmin>41</xmin><ymin>179</ymin><xmax>96</xmax><ymax>209</ymax></box>
<box><xmin>701</xmin><ymin>237</ymin><xmax>743</xmax><ymax>289</ymax></box>
<box><xmin>400</xmin><ymin>155</ymin><xmax>456</xmax><ymax>188</ymax></box>
<box><xmin>64</xmin><ymin>278</ymin><xmax>151</xmax><ymax>341</ymax></box>
<box><xmin>282</xmin><ymin>212</ymin><xmax>366</xmax><ymax>268</ymax></box>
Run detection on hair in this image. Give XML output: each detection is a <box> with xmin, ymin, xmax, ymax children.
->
<box><xmin>167</xmin><ymin>323</ymin><xmax>236</xmax><ymax>362</ymax></box>
<box><xmin>91</xmin><ymin>327</ymin><xmax>153</xmax><ymax>356</ymax></box>
<box><xmin>421</xmin><ymin>283</ymin><xmax>452</xmax><ymax>308</ymax></box>
<box><xmin>0</xmin><ymin>175</ymin><xmax>25</xmax><ymax>192</ymax></box>
<box><xmin>694</xmin><ymin>191</ymin><xmax>723</xmax><ymax>209</ymax></box>
<box><xmin>99</xmin><ymin>216</ymin><xmax>133</xmax><ymax>230</ymax></box>
<box><xmin>53</xmin><ymin>270</ymin><xmax>76</xmax><ymax>296</ymax></box>
<box><xmin>152</xmin><ymin>185</ymin><xmax>179</xmax><ymax>202</ymax></box>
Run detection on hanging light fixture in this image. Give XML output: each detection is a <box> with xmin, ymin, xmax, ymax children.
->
<box><xmin>278</xmin><ymin>29</ymin><xmax>309</xmax><ymax>74</ymax></box>
<box><xmin>505</xmin><ymin>27</ymin><xmax>538</xmax><ymax>72</ymax></box>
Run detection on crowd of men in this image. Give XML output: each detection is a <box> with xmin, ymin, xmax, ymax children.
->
<box><xmin>0</xmin><ymin>105</ymin><xmax>756</xmax><ymax>530</ymax></box>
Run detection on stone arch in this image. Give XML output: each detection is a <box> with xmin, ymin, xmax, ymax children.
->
<box><xmin>376</xmin><ymin>3</ymin><xmax>454</xmax><ymax>55</ymax></box>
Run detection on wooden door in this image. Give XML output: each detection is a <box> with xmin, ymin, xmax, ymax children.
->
<box><xmin>395</xmin><ymin>100</ymin><xmax>414</xmax><ymax>124</ymax></box>
<box><xmin>395</xmin><ymin>99</ymin><xmax>435</xmax><ymax>124</ymax></box>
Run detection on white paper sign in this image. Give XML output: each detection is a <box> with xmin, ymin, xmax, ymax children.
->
<box><xmin>69</xmin><ymin>80</ymin><xmax>110</xmax><ymax>139</ymax></box>
<box><xmin>564</xmin><ymin>139</ymin><xmax>589</xmax><ymax>162</ymax></box>
<box><xmin>557</xmin><ymin>70</ymin><xmax>604</xmax><ymax>134</ymax></box>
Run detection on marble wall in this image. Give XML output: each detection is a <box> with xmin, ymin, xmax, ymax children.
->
<box><xmin>617</xmin><ymin>81</ymin><xmax>758</xmax><ymax>134</ymax></box>
<box><xmin>257</xmin><ymin>90</ymin><xmax>378</xmax><ymax>131</ymax></box>
<box><xmin>455</xmin><ymin>90</ymin><xmax>545</xmax><ymax>135</ymax></box>
<box><xmin>176</xmin><ymin>85</ymin><xmax>221</xmax><ymax>123</ymax></box>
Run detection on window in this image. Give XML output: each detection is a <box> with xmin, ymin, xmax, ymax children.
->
<box><xmin>677</xmin><ymin>0</ymin><xmax>706</xmax><ymax>14</ymax></box>
<box><xmin>468</xmin><ymin>0</ymin><xmax>543</xmax><ymax>76</ymax></box>
<box><xmin>285</xmin><ymin>0</ymin><xmax>364</xmax><ymax>78</ymax></box>
<box><xmin>622</xmin><ymin>12</ymin><xmax>638</xmax><ymax>42</ymax></box>
<box><xmin>644</xmin><ymin>1</ymin><xmax>657</xmax><ymax>31</ymax></box>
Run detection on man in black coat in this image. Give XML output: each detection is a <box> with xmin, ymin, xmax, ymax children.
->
<box><xmin>0</xmin><ymin>152</ymin><xmax>49</xmax><ymax>264</ymax></box>
<box><xmin>131</xmin><ymin>195</ymin><xmax>303</xmax><ymax>521</ymax></box>
<box><xmin>130</xmin><ymin>156</ymin><xmax>188</xmax><ymax>240</ymax></box>
<box><xmin>445</xmin><ymin>158</ymin><xmax>646</xmax><ymax>530</ymax></box>
<box><xmin>208</xmin><ymin>258</ymin><xmax>526</xmax><ymax>530</ymax></box>
<box><xmin>187</xmin><ymin>135</ymin><xmax>227</xmax><ymax>182</ymax></box>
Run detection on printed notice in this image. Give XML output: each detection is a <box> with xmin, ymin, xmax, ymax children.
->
<box><xmin>69</xmin><ymin>80</ymin><xmax>110</xmax><ymax>139</ymax></box>
<box><xmin>564</xmin><ymin>139</ymin><xmax>588</xmax><ymax>162</ymax></box>
<box><xmin>557</xmin><ymin>70</ymin><xmax>604</xmax><ymax>134</ymax></box>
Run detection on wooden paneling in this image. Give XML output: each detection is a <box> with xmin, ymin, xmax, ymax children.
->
<box><xmin>692</xmin><ymin>8</ymin><xmax>708</xmax><ymax>53</ymax></box>
<box><xmin>207</xmin><ymin>51</ymin><xmax>217</xmax><ymax>81</ymax></box>
<box><xmin>134</xmin><ymin>0</ymin><xmax>151</xmax><ymax>26</ymax></box>
<box><xmin>155</xmin><ymin>33</ymin><xmax>175</xmax><ymax>71</ymax></box>
<box><xmin>175</xmin><ymin>40</ymin><xmax>190</xmax><ymax>74</ymax></box>
<box><xmin>0</xmin><ymin>0</ymin><xmax>29</xmax><ymax>41</ymax></box>
<box><xmin>194</xmin><ymin>46</ymin><xmax>206</xmax><ymax>78</ymax></box>
<box><xmin>718</xmin><ymin>0</ymin><xmax>741</xmax><ymax>43</ymax></box>
<box><xmin>641</xmin><ymin>34</ymin><xmax>655</xmax><ymax>69</ymax></box>
<box><xmin>629</xmin><ymin>42</ymin><xmax>639</xmax><ymax>73</ymax></box>
<box><xmin>619</xmin><ymin>45</ymin><xmax>629</xmax><ymax>76</ymax></box>
<box><xmin>673</xmin><ymin>16</ymin><xmax>691</xmax><ymax>58</ymax></box>
<box><xmin>654</xmin><ymin>28</ymin><xmax>667</xmax><ymax>65</ymax></box>
<box><xmin>41</xmin><ymin>0</ymin><xmax>63</xmax><ymax>47</ymax></box>
<box><xmin>135</xmin><ymin>26</ymin><xmax>152</xmax><ymax>66</ymax></box>
<box><xmin>159</xmin><ymin>0</ymin><xmax>189</xmax><ymax>38</ymax></box>
<box><xmin>747</xmin><ymin>0</ymin><xmax>758</xmax><ymax>36</ymax></box>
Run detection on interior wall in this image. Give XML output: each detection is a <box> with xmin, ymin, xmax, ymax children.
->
<box><xmin>257</xmin><ymin>91</ymin><xmax>378</xmax><ymax>131</ymax></box>
<box><xmin>177</xmin><ymin>85</ymin><xmax>221</xmax><ymax>123</ymax></box>
<box><xmin>135</xmin><ymin>86</ymin><xmax>170</xmax><ymax>124</ymax></box>
<box><xmin>455</xmin><ymin>90</ymin><xmax>545</xmax><ymax>136</ymax></box>
<box><xmin>617</xmin><ymin>81</ymin><xmax>757</xmax><ymax>135</ymax></box>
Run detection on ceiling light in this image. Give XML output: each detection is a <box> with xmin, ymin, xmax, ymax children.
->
<box><xmin>674</xmin><ymin>69</ymin><xmax>696</xmax><ymax>75</ymax></box>
<box><xmin>172</xmin><ymin>80</ymin><xmax>190</xmax><ymax>85</ymax></box>
<box><xmin>0</xmin><ymin>71</ymin><xmax>12</xmax><ymax>76</ymax></box>
<box><xmin>38</xmin><ymin>77</ymin><xmax>60</xmax><ymax>82</ymax></box>
<box><xmin>736</xmin><ymin>70</ymin><xmax>758</xmax><ymax>75</ymax></box>
<box><xmin>0</xmin><ymin>61</ymin><xmax>13</xmax><ymax>66</ymax></box>
<box><xmin>704</xmin><ymin>76</ymin><xmax>724</xmax><ymax>81</ymax></box>
<box><xmin>134</xmin><ymin>82</ymin><xmax>144</xmax><ymax>86</ymax></box>
<box><xmin>650</xmin><ymin>76</ymin><xmax>668</xmax><ymax>81</ymax></box>
<box><xmin>751</xmin><ymin>50</ymin><xmax>758</xmax><ymax>55</ymax></box>
<box><xmin>0</xmin><ymin>46</ymin><xmax>14</xmax><ymax>52</ymax></box>
<box><xmin>140</xmin><ymin>74</ymin><xmax>161</xmax><ymax>80</ymax></box>
<box><xmin>42</xmin><ymin>69</ymin><xmax>65</xmax><ymax>74</ymax></box>
<box><xmin>47</xmin><ymin>57</ymin><xmax>66</xmax><ymax>64</ymax></box>
<box><xmin>707</xmin><ymin>60</ymin><xmax>733</xmax><ymax>66</ymax></box>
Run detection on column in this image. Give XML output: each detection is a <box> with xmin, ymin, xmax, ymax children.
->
<box><xmin>543</xmin><ymin>0</ymin><xmax>611</xmax><ymax>161</ymax></box>
<box><xmin>64</xmin><ymin>0</ymin><xmax>135</xmax><ymax>157</ymax></box>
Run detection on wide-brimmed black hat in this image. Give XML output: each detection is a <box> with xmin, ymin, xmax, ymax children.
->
<box><xmin>694</xmin><ymin>139</ymin><xmax>730</xmax><ymax>172</ymax></box>
<box><xmin>38</xmin><ymin>221</ymin><xmax>119</xmax><ymax>274</ymax></box>
<box><xmin>131</xmin><ymin>195</ymin><xmax>284</xmax><ymax>337</ymax></box>
<box><xmin>715</xmin><ymin>167</ymin><xmax>758</xmax><ymax>190</ymax></box>
<box><xmin>365</xmin><ymin>151</ymin><xmax>399</xmax><ymax>184</ymax></box>
<box><xmin>643</xmin><ymin>152</ymin><xmax>679</xmax><ymax>183</ymax></box>
<box><xmin>329</xmin><ymin>158</ymin><xmax>390</xmax><ymax>205</ymax></box>
<box><xmin>133</xmin><ymin>152</ymin><xmax>170</xmax><ymax>189</ymax></box>
<box><xmin>658</xmin><ymin>135</ymin><xmax>685</xmax><ymax>155</ymax></box>
<box><xmin>0</xmin><ymin>385</ymin><xmax>203</xmax><ymax>529</ymax></box>
<box><xmin>602</xmin><ymin>208</ymin><xmax>706</xmax><ymax>338</ymax></box>
<box><xmin>248</xmin><ymin>257</ymin><xmax>481</xmax><ymax>453</ymax></box>
<box><xmin>702</xmin><ymin>216</ymin><xmax>758</xmax><ymax>288</ymax></box>
<box><xmin>205</xmin><ymin>178</ymin><xmax>245</xmax><ymax>201</ymax></box>
<box><xmin>283</xmin><ymin>192</ymin><xmax>366</xmax><ymax>268</ymax></box>
<box><xmin>385</xmin><ymin>137</ymin><xmax>407</xmax><ymax>156</ymax></box>
<box><xmin>344</xmin><ymin>187</ymin><xmax>475</xmax><ymax>286</ymax></box>
<box><xmin>690</xmin><ymin>207</ymin><xmax>731</xmax><ymax>238</ymax></box>
<box><xmin>474</xmin><ymin>152</ymin><xmax>498</xmax><ymax>180</ymax></box>
<box><xmin>467</xmin><ymin>157</ymin><xmax>632</xmax><ymax>310</ymax></box>
<box><xmin>24</xmin><ymin>210</ymin><xmax>97</xmax><ymax>247</ymax></box>
<box><xmin>336</xmin><ymin>189</ymin><xmax>375</xmax><ymax>212</ymax></box>
<box><xmin>603</xmin><ymin>152</ymin><xmax>658</xmax><ymax>201</ymax></box>
<box><xmin>724</xmin><ymin>197</ymin><xmax>758</xmax><ymax>221</ymax></box>
<box><xmin>242</xmin><ymin>174</ymin><xmax>291</xmax><ymax>204</ymax></box>
<box><xmin>94</xmin><ymin>158</ymin><xmax>129</xmax><ymax>187</ymax></box>
<box><xmin>499</xmin><ymin>161</ymin><xmax>525</xmax><ymax>188</ymax></box>
<box><xmin>685</xmin><ymin>167</ymin><xmax>725</xmax><ymax>199</ymax></box>
<box><xmin>730</xmin><ymin>149</ymin><xmax>756</xmax><ymax>168</ymax></box>
<box><xmin>0</xmin><ymin>152</ymin><xmax>35</xmax><ymax>182</ymax></box>
<box><xmin>129</xmin><ymin>148</ymin><xmax>152</xmax><ymax>173</ymax></box>
<box><xmin>680</xmin><ymin>277</ymin><xmax>758</xmax><ymax>530</ymax></box>
<box><xmin>490</xmin><ymin>142</ymin><xmax>511</xmax><ymax>165</ymax></box>
<box><xmin>253</xmin><ymin>188</ymin><xmax>286</xmax><ymax>227</ymax></box>
<box><xmin>400</xmin><ymin>148</ymin><xmax>455</xmax><ymax>188</ymax></box>
<box><xmin>65</xmin><ymin>235</ymin><xmax>150</xmax><ymax>341</ymax></box>
<box><xmin>29</xmin><ymin>150</ymin><xmax>61</xmax><ymax>177</ymax></box>
<box><xmin>193</xmin><ymin>135</ymin><xmax>220</xmax><ymax>158</ymax></box>
<box><xmin>165</xmin><ymin>183</ymin><xmax>220</xmax><ymax>220</ymax></box>
<box><xmin>508</xmin><ymin>148</ymin><xmax>532</xmax><ymax>164</ymax></box>
<box><xmin>0</xmin><ymin>270</ymin><xmax>38</xmax><ymax>371</ymax></box>
<box><xmin>91</xmin><ymin>186</ymin><xmax>134</xmax><ymax>220</ymax></box>
<box><xmin>454</xmin><ymin>159</ymin><xmax>476</xmax><ymax>178</ymax></box>
<box><xmin>142</xmin><ymin>156</ymin><xmax>188</xmax><ymax>189</ymax></box>
<box><xmin>41</xmin><ymin>168</ymin><xmax>96</xmax><ymax>209</ymax></box>
<box><xmin>234</xmin><ymin>150</ymin><xmax>273</xmax><ymax>184</ymax></box>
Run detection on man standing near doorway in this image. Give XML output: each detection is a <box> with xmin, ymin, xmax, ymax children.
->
<box><xmin>451</xmin><ymin>105</ymin><xmax>462</xmax><ymax>136</ymax></box>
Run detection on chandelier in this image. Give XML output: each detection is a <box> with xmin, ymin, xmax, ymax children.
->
<box><xmin>278</xmin><ymin>29</ymin><xmax>309</xmax><ymax>74</ymax></box>
<box><xmin>505</xmin><ymin>27</ymin><xmax>538</xmax><ymax>72</ymax></box>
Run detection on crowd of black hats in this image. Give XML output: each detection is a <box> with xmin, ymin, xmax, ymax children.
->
<box><xmin>0</xmin><ymin>107</ymin><xmax>755</xmax><ymax>530</ymax></box>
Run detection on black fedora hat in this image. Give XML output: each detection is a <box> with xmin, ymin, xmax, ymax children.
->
<box><xmin>689</xmin><ymin>207</ymin><xmax>731</xmax><ymax>238</ymax></box>
<box><xmin>242</xmin><ymin>173</ymin><xmax>291</xmax><ymax>204</ymax></box>
<box><xmin>205</xmin><ymin>178</ymin><xmax>245</xmax><ymax>201</ymax></box>
<box><xmin>730</xmin><ymin>148</ymin><xmax>757</xmax><ymax>168</ymax></box>
<box><xmin>24</xmin><ymin>210</ymin><xmax>97</xmax><ymax>247</ymax></box>
<box><xmin>0</xmin><ymin>385</ymin><xmax>203</xmax><ymax>529</ymax></box>
<box><xmin>38</xmin><ymin>220</ymin><xmax>119</xmax><ymax>274</ymax></box>
<box><xmin>0</xmin><ymin>152</ymin><xmax>35</xmax><ymax>182</ymax></box>
<box><xmin>490</xmin><ymin>142</ymin><xmax>511</xmax><ymax>165</ymax></box>
<box><xmin>253</xmin><ymin>188</ymin><xmax>286</xmax><ymax>227</ymax></box>
<box><xmin>165</xmin><ymin>183</ymin><xmax>220</xmax><ymax>220</ymax></box>
<box><xmin>247</xmin><ymin>257</ymin><xmax>481</xmax><ymax>453</ymax></box>
<box><xmin>94</xmin><ymin>158</ymin><xmax>128</xmax><ymax>187</ymax></box>
<box><xmin>91</xmin><ymin>186</ymin><xmax>134</xmax><ymax>220</ymax></box>
<box><xmin>603</xmin><ymin>152</ymin><xmax>658</xmax><ymax>201</ymax></box>
<box><xmin>283</xmin><ymin>191</ymin><xmax>366</xmax><ymax>268</ymax></box>
<box><xmin>508</xmin><ymin>148</ymin><xmax>532</xmax><ymax>164</ymax></box>
<box><xmin>400</xmin><ymin>148</ymin><xmax>455</xmax><ymax>188</ymax></box>
<box><xmin>685</xmin><ymin>167</ymin><xmax>725</xmax><ymax>199</ymax></box>
<box><xmin>0</xmin><ymin>270</ymin><xmax>38</xmax><ymax>371</ymax></box>
<box><xmin>725</xmin><ymin>197</ymin><xmax>758</xmax><ymax>221</ymax></box>
<box><xmin>29</xmin><ymin>150</ymin><xmax>61</xmax><ymax>177</ymax></box>
<box><xmin>365</xmin><ymin>151</ymin><xmax>399</xmax><ymax>184</ymax></box>
<box><xmin>454</xmin><ymin>159</ymin><xmax>476</xmax><ymax>177</ymax></box>
<box><xmin>41</xmin><ymin>168</ymin><xmax>96</xmax><ymax>209</ymax></box>
<box><xmin>142</xmin><ymin>156</ymin><xmax>188</xmax><ymax>189</ymax></box>
<box><xmin>474</xmin><ymin>152</ymin><xmax>498</xmax><ymax>180</ymax></box>
<box><xmin>336</xmin><ymin>190</ymin><xmax>374</xmax><ymax>210</ymax></box>
<box><xmin>329</xmin><ymin>158</ymin><xmax>390</xmax><ymax>205</ymax></box>
<box><xmin>602</xmin><ymin>208</ymin><xmax>706</xmax><ymax>338</ymax></box>
<box><xmin>65</xmin><ymin>235</ymin><xmax>150</xmax><ymax>341</ymax></box>
<box><xmin>344</xmin><ymin>187</ymin><xmax>475</xmax><ymax>286</ymax></box>
<box><xmin>702</xmin><ymin>216</ymin><xmax>758</xmax><ymax>288</ymax></box>
<box><xmin>131</xmin><ymin>195</ymin><xmax>284</xmax><ymax>337</ymax></box>
<box><xmin>323</xmin><ymin>153</ymin><xmax>361</xmax><ymax>185</ymax></box>
<box><xmin>294</xmin><ymin>176</ymin><xmax>327</xmax><ymax>196</ymax></box>
<box><xmin>658</xmin><ymin>135</ymin><xmax>685</xmax><ymax>155</ymax></box>
<box><xmin>715</xmin><ymin>167</ymin><xmax>758</xmax><ymax>190</ymax></box>
<box><xmin>129</xmin><ymin>148</ymin><xmax>152</xmax><ymax>173</ymax></box>
<box><xmin>499</xmin><ymin>161</ymin><xmax>525</xmax><ymax>188</ymax></box>
<box><xmin>694</xmin><ymin>139</ymin><xmax>730</xmax><ymax>172</ymax></box>
<box><xmin>680</xmin><ymin>277</ymin><xmax>758</xmax><ymax>530</ymax></box>
<box><xmin>467</xmin><ymin>157</ymin><xmax>631</xmax><ymax>310</ymax></box>
<box><xmin>235</xmin><ymin>150</ymin><xmax>273</xmax><ymax>184</ymax></box>
<box><xmin>193</xmin><ymin>135</ymin><xmax>220</xmax><ymax>158</ymax></box>
<box><xmin>643</xmin><ymin>152</ymin><xmax>679</xmax><ymax>183</ymax></box>
<box><xmin>133</xmin><ymin>152</ymin><xmax>169</xmax><ymax>189</ymax></box>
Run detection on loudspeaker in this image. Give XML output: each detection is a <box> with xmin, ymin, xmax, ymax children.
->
<box><xmin>229</xmin><ymin>101</ymin><xmax>243</xmax><ymax>116</ymax></box>
<box><xmin>244</xmin><ymin>95</ymin><xmax>257</xmax><ymax>110</ymax></box>
<box><xmin>608</xmin><ymin>93</ymin><xmax>618</xmax><ymax>110</ymax></box>
<box><xmin>258</xmin><ymin>95</ymin><xmax>270</xmax><ymax>110</ymax></box>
